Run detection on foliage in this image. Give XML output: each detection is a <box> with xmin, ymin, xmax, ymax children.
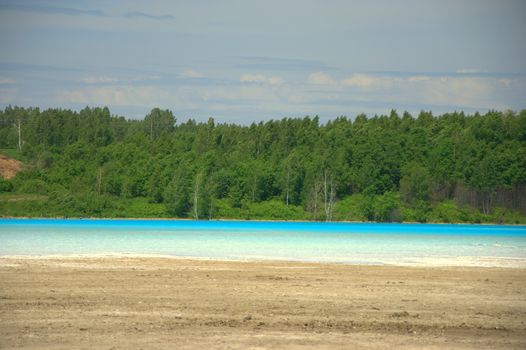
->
<box><xmin>0</xmin><ymin>106</ymin><xmax>525</xmax><ymax>223</ymax></box>
<box><xmin>427</xmin><ymin>200</ymin><xmax>469</xmax><ymax>223</ymax></box>
<box><xmin>0</xmin><ymin>178</ymin><xmax>13</xmax><ymax>192</ymax></box>
<box><xmin>245</xmin><ymin>200</ymin><xmax>306</xmax><ymax>220</ymax></box>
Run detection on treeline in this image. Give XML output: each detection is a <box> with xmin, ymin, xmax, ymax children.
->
<box><xmin>0</xmin><ymin>106</ymin><xmax>525</xmax><ymax>223</ymax></box>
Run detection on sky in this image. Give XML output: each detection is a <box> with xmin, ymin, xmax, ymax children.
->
<box><xmin>0</xmin><ymin>0</ymin><xmax>525</xmax><ymax>123</ymax></box>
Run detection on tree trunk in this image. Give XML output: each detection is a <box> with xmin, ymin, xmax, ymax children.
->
<box><xmin>312</xmin><ymin>181</ymin><xmax>320</xmax><ymax>221</ymax></box>
<box><xmin>286</xmin><ymin>166</ymin><xmax>290</xmax><ymax>206</ymax></box>
<box><xmin>323</xmin><ymin>169</ymin><xmax>335</xmax><ymax>222</ymax></box>
<box><xmin>481</xmin><ymin>191</ymin><xmax>493</xmax><ymax>215</ymax></box>
<box><xmin>251</xmin><ymin>173</ymin><xmax>257</xmax><ymax>202</ymax></box>
<box><xmin>193</xmin><ymin>173</ymin><xmax>200</xmax><ymax>220</ymax></box>
<box><xmin>97</xmin><ymin>168</ymin><xmax>103</xmax><ymax>195</ymax></box>
<box><xmin>15</xmin><ymin>119</ymin><xmax>22</xmax><ymax>150</ymax></box>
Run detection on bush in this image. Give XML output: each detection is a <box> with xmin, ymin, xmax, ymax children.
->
<box><xmin>333</xmin><ymin>194</ymin><xmax>369</xmax><ymax>221</ymax></box>
<box><xmin>372</xmin><ymin>192</ymin><xmax>402</xmax><ymax>222</ymax></box>
<box><xmin>429</xmin><ymin>200</ymin><xmax>468</xmax><ymax>223</ymax></box>
<box><xmin>212</xmin><ymin>198</ymin><xmax>246</xmax><ymax>219</ymax></box>
<box><xmin>119</xmin><ymin>197</ymin><xmax>166</xmax><ymax>218</ymax></box>
<box><xmin>488</xmin><ymin>207</ymin><xmax>526</xmax><ymax>225</ymax></box>
<box><xmin>411</xmin><ymin>200</ymin><xmax>431</xmax><ymax>223</ymax></box>
<box><xmin>246</xmin><ymin>200</ymin><xmax>306</xmax><ymax>220</ymax></box>
<box><xmin>49</xmin><ymin>190</ymin><xmax>87</xmax><ymax>215</ymax></box>
<box><xmin>0</xmin><ymin>178</ymin><xmax>13</xmax><ymax>192</ymax></box>
<box><xmin>17</xmin><ymin>179</ymin><xmax>49</xmax><ymax>195</ymax></box>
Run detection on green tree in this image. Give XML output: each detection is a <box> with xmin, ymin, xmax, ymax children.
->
<box><xmin>164</xmin><ymin>175</ymin><xmax>191</xmax><ymax>217</ymax></box>
<box><xmin>399</xmin><ymin>162</ymin><xmax>432</xmax><ymax>204</ymax></box>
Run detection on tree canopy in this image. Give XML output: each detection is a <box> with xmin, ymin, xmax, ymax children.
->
<box><xmin>1</xmin><ymin>106</ymin><xmax>525</xmax><ymax>223</ymax></box>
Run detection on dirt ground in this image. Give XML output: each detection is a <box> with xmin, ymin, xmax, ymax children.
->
<box><xmin>0</xmin><ymin>155</ymin><xmax>22</xmax><ymax>180</ymax></box>
<box><xmin>0</xmin><ymin>257</ymin><xmax>525</xmax><ymax>349</ymax></box>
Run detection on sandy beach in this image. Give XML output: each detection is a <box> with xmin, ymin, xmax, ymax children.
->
<box><xmin>1</xmin><ymin>257</ymin><xmax>525</xmax><ymax>349</ymax></box>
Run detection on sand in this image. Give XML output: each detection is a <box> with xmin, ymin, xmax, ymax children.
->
<box><xmin>1</xmin><ymin>257</ymin><xmax>525</xmax><ymax>349</ymax></box>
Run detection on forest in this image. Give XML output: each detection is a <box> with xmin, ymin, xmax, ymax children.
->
<box><xmin>0</xmin><ymin>106</ymin><xmax>525</xmax><ymax>223</ymax></box>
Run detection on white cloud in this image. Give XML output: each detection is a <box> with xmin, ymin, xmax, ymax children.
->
<box><xmin>407</xmin><ymin>75</ymin><xmax>431</xmax><ymax>82</ymax></box>
<box><xmin>57</xmin><ymin>85</ymin><xmax>170</xmax><ymax>107</ymax></box>
<box><xmin>342</xmin><ymin>74</ymin><xmax>375</xmax><ymax>87</ymax></box>
<box><xmin>498</xmin><ymin>78</ymin><xmax>511</xmax><ymax>87</ymax></box>
<box><xmin>456</xmin><ymin>68</ymin><xmax>481</xmax><ymax>74</ymax></box>
<box><xmin>80</xmin><ymin>76</ymin><xmax>120</xmax><ymax>84</ymax></box>
<box><xmin>240</xmin><ymin>73</ymin><xmax>267</xmax><ymax>83</ymax></box>
<box><xmin>0</xmin><ymin>88</ymin><xmax>17</xmax><ymax>103</ymax></box>
<box><xmin>80</xmin><ymin>75</ymin><xmax>160</xmax><ymax>84</ymax></box>
<box><xmin>56</xmin><ymin>81</ymin><xmax>290</xmax><ymax>113</ymax></box>
<box><xmin>335</xmin><ymin>73</ymin><xmax>503</xmax><ymax>109</ymax></box>
<box><xmin>240</xmin><ymin>73</ymin><xmax>285</xmax><ymax>85</ymax></box>
<box><xmin>54</xmin><ymin>72</ymin><xmax>521</xmax><ymax>121</ymax></box>
<box><xmin>181</xmin><ymin>70</ymin><xmax>203</xmax><ymax>78</ymax></box>
<box><xmin>330</xmin><ymin>72</ymin><xmax>511</xmax><ymax>110</ymax></box>
<box><xmin>0</xmin><ymin>77</ymin><xmax>16</xmax><ymax>84</ymax></box>
<box><xmin>307</xmin><ymin>73</ymin><xmax>398</xmax><ymax>89</ymax></box>
<box><xmin>341</xmin><ymin>74</ymin><xmax>395</xmax><ymax>88</ymax></box>
<box><xmin>420</xmin><ymin>76</ymin><xmax>493</xmax><ymax>107</ymax></box>
<box><xmin>308</xmin><ymin>72</ymin><xmax>337</xmax><ymax>85</ymax></box>
<box><xmin>268</xmin><ymin>76</ymin><xmax>285</xmax><ymax>85</ymax></box>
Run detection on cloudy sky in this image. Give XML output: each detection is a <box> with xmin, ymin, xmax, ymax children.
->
<box><xmin>0</xmin><ymin>0</ymin><xmax>525</xmax><ymax>123</ymax></box>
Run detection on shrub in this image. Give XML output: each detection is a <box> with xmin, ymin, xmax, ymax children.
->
<box><xmin>0</xmin><ymin>178</ymin><xmax>13</xmax><ymax>192</ymax></box>
<box><xmin>17</xmin><ymin>179</ymin><xmax>48</xmax><ymax>195</ymax></box>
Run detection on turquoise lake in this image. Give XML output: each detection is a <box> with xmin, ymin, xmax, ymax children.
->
<box><xmin>1</xmin><ymin>219</ymin><xmax>526</xmax><ymax>267</ymax></box>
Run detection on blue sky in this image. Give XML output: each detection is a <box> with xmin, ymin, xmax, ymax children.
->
<box><xmin>0</xmin><ymin>0</ymin><xmax>525</xmax><ymax>123</ymax></box>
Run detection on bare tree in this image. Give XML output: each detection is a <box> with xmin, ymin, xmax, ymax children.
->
<box><xmin>193</xmin><ymin>172</ymin><xmax>201</xmax><ymax>220</ymax></box>
<box><xmin>323</xmin><ymin>169</ymin><xmax>336</xmax><ymax>222</ymax></box>
<box><xmin>307</xmin><ymin>180</ymin><xmax>322</xmax><ymax>221</ymax></box>
<box><xmin>14</xmin><ymin>119</ymin><xmax>22</xmax><ymax>150</ymax></box>
<box><xmin>97</xmin><ymin>168</ymin><xmax>103</xmax><ymax>195</ymax></box>
<box><xmin>285</xmin><ymin>164</ymin><xmax>290</xmax><ymax>206</ymax></box>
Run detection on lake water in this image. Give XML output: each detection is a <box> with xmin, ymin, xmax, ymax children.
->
<box><xmin>1</xmin><ymin>219</ymin><xmax>526</xmax><ymax>267</ymax></box>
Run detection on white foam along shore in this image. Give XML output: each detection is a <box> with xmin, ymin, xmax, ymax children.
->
<box><xmin>1</xmin><ymin>253</ymin><xmax>525</xmax><ymax>268</ymax></box>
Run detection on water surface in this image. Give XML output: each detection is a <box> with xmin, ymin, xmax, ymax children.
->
<box><xmin>1</xmin><ymin>219</ymin><xmax>525</xmax><ymax>267</ymax></box>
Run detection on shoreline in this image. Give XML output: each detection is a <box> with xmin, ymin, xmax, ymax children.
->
<box><xmin>2</xmin><ymin>216</ymin><xmax>526</xmax><ymax>226</ymax></box>
<box><xmin>2</xmin><ymin>254</ymin><xmax>526</xmax><ymax>269</ymax></box>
